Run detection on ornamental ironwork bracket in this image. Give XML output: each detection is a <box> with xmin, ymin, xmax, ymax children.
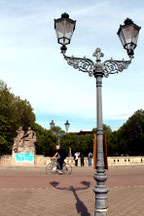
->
<box><xmin>63</xmin><ymin>48</ymin><xmax>131</xmax><ymax>78</ymax></box>
<box><xmin>103</xmin><ymin>58</ymin><xmax>131</xmax><ymax>78</ymax></box>
<box><xmin>63</xmin><ymin>54</ymin><xmax>95</xmax><ymax>77</ymax></box>
<box><xmin>53</xmin><ymin>131</ymin><xmax>65</xmax><ymax>137</ymax></box>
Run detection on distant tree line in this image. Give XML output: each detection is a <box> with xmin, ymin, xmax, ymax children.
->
<box><xmin>0</xmin><ymin>80</ymin><xmax>144</xmax><ymax>156</ymax></box>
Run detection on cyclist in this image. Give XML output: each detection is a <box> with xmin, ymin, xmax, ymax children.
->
<box><xmin>51</xmin><ymin>145</ymin><xmax>66</xmax><ymax>173</ymax></box>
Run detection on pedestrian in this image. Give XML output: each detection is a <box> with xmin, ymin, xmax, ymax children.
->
<box><xmin>80</xmin><ymin>152</ymin><xmax>84</xmax><ymax>167</ymax></box>
<box><xmin>88</xmin><ymin>152</ymin><xmax>93</xmax><ymax>166</ymax></box>
<box><xmin>74</xmin><ymin>152</ymin><xmax>79</xmax><ymax>166</ymax></box>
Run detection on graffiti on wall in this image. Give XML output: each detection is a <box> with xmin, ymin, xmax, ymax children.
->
<box><xmin>15</xmin><ymin>153</ymin><xmax>34</xmax><ymax>162</ymax></box>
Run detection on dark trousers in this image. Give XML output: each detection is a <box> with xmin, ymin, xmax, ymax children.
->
<box><xmin>81</xmin><ymin>159</ymin><xmax>84</xmax><ymax>167</ymax></box>
<box><xmin>57</xmin><ymin>158</ymin><xmax>64</xmax><ymax>170</ymax></box>
<box><xmin>75</xmin><ymin>159</ymin><xmax>78</xmax><ymax>166</ymax></box>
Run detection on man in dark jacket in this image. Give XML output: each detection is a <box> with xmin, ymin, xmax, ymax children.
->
<box><xmin>52</xmin><ymin>145</ymin><xmax>66</xmax><ymax>170</ymax></box>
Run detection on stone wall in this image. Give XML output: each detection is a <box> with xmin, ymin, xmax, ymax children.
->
<box><xmin>108</xmin><ymin>156</ymin><xmax>144</xmax><ymax>166</ymax></box>
<box><xmin>0</xmin><ymin>155</ymin><xmax>12</xmax><ymax>166</ymax></box>
<box><xmin>0</xmin><ymin>155</ymin><xmax>144</xmax><ymax>166</ymax></box>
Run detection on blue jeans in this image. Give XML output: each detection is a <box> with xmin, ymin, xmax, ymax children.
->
<box><xmin>88</xmin><ymin>159</ymin><xmax>92</xmax><ymax>166</ymax></box>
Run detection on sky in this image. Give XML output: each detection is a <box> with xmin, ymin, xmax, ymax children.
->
<box><xmin>0</xmin><ymin>0</ymin><xmax>144</xmax><ymax>132</ymax></box>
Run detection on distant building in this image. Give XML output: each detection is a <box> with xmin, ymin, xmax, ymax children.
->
<box><xmin>76</xmin><ymin>130</ymin><xmax>92</xmax><ymax>136</ymax></box>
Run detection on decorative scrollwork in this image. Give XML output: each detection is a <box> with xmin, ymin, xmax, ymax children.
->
<box><xmin>63</xmin><ymin>54</ymin><xmax>95</xmax><ymax>77</ymax></box>
<box><xmin>63</xmin><ymin>49</ymin><xmax>131</xmax><ymax>78</ymax></box>
<box><xmin>93</xmin><ymin>48</ymin><xmax>104</xmax><ymax>62</ymax></box>
<box><xmin>103</xmin><ymin>58</ymin><xmax>131</xmax><ymax>78</ymax></box>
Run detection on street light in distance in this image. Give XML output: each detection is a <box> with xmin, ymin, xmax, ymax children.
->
<box><xmin>50</xmin><ymin>120</ymin><xmax>70</xmax><ymax>148</ymax></box>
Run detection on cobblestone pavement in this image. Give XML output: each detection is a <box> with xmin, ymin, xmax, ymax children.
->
<box><xmin>0</xmin><ymin>165</ymin><xmax>144</xmax><ymax>216</ymax></box>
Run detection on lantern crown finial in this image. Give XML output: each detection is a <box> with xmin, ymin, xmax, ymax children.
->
<box><xmin>124</xmin><ymin>18</ymin><xmax>133</xmax><ymax>25</ymax></box>
<box><xmin>61</xmin><ymin>13</ymin><xmax>69</xmax><ymax>19</ymax></box>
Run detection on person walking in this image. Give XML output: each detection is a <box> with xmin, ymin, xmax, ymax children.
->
<box><xmin>80</xmin><ymin>152</ymin><xmax>84</xmax><ymax>167</ymax></box>
<box><xmin>88</xmin><ymin>152</ymin><xmax>93</xmax><ymax>166</ymax></box>
<box><xmin>74</xmin><ymin>152</ymin><xmax>79</xmax><ymax>166</ymax></box>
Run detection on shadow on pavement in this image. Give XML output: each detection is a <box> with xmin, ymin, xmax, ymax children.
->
<box><xmin>50</xmin><ymin>181</ymin><xmax>91</xmax><ymax>216</ymax></box>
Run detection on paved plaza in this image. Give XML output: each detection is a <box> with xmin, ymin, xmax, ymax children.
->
<box><xmin>0</xmin><ymin>165</ymin><xmax>144</xmax><ymax>216</ymax></box>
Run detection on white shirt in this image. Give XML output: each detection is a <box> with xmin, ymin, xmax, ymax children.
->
<box><xmin>74</xmin><ymin>153</ymin><xmax>79</xmax><ymax>160</ymax></box>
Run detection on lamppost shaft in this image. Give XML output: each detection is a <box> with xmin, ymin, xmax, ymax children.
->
<box><xmin>96</xmin><ymin>76</ymin><xmax>104</xmax><ymax>169</ymax></box>
<box><xmin>93</xmin><ymin>67</ymin><xmax>108</xmax><ymax>216</ymax></box>
<box><xmin>58</xmin><ymin>135</ymin><xmax>61</xmax><ymax>148</ymax></box>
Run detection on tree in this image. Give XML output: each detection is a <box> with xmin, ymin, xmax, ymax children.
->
<box><xmin>92</xmin><ymin>124</ymin><xmax>113</xmax><ymax>156</ymax></box>
<box><xmin>33</xmin><ymin>123</ymin><xmax>57</xmax><ymax>156</ymax></box>
<box><xmin>0</xmin><ymin>80</ymin><xmax>35</xmax><ymax>155</ymax></box>
<box><xmin>51</xmin><ymin>126</ymin><xmax>64</xmax><ymax>133</ymax></box>
<box><xmin>116</xmin><ymin>110</ymin><xmax>144</xmax><ymax>155</ymax></box>
<box><xmin>108</xmin><ymin>131</ymin><xmax>119</xmax><ymax>156</ymax></box>
<box><xmin>1</xmin><ymin>80</ymin><xmax>144</xmax><ymax>157</ymax></box>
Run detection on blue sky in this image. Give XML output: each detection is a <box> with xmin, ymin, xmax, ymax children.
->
<box><xmin>0</xmin><ymin>0</ymin><xmax>144</xmax><ymax>132</ymax></box>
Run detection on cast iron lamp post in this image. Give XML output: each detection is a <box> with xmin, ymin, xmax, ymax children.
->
<box><xmin>64</xmin><ymin>120</ymin><xmax>72</xmax><ymax>156</ymax></box>
<box><xmin>50</xmin><ymin>120</ymin><xmax>70</xmax><ymax>147</ymax></box>
<box><xmin>54</xmin><ymin>13</ymin><xmax>140</xmax><ymax>216</ymax></box>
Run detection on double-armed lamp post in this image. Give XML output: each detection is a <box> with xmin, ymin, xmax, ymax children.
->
<box><xmin>50</xmin><ymin>120</ymin><xmax>70</xmax><ymax>147</ymax></box>
<box><xmin>54</xmin><ymin>13</ymin><xmax>140</xmax><ymax>216</ymax></box>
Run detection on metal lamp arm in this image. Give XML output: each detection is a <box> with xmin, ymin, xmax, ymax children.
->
<box><xmin>62</xmin><ymin>49</ymin><xmax>132</xmax><ymax>78</ymax></box>
<box><xmin>103</xmin><ymin>58</ymin><xmax>131</xmax><ymax>78</ymax></box>
<box><xmin>63</xmin><ymin>53</ymin><xmax>95</xmax><ymax>77</ymax></box>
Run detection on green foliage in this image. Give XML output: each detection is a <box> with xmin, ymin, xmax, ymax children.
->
<box><xmin>0</xmin><ymin>80</ymin><xmax>35</xmax><ymax>155</ymax></box>
<box><xmin>60</xmin><ymin>132</ymin><xmax>93</xmax><ymax>156</ymax></box>
<box><xmin>51</xmin><ymin>126</ymin><xmax>63</xmax><ymax>133</ymax></box>
<box><xmin>33</xmin><ymin>123</ymin><xmax>57</xmax><ymax>156</ymax></box>
<box><xmin>116</xmin><ymin>109</ymin><xmax>144</xmax><ymax>155</ymax></box>
<box><xmin>1</xmin><ymin>80</ymin><xmax>144</xmax><ymax>157</ymax></box>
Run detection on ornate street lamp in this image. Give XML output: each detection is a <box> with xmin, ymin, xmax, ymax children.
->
<box><xmin>50</xmin><ymin>120</ymin><xmax>55</xmax><ymax>129</ymax></box>
<box><xmin>64</xmin><ymin>120</ymin><xmax>70</xmax><ymax>133</ymax></box>
<box><xmin>54</xmin><ymin>12</ymin><xmax>76</xmax><ymax>53</ymax></box>
<box><xmin>50</xmin><ymin>120</ymin><xmax>70</xmax><ymax>148</ymax></box>
<box><xmin>64</xmin><ymin>120</ymin><xmax>71</xmax><ymax>156</ymax></box>
<box><xmin>54</xmin><ymin>13</ymin><xmax>140</xmax><ymax>216</ymax></box>
<box><xmin>117</xmin><ymin>18</ymin><xmax>141</xmax><ymax>58</ymax></box>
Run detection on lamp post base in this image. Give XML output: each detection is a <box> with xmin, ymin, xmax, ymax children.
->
<box><xmin>93</xmin><ymin>172</ymin><xmax>109</xmax><ymax>216</ymax></box>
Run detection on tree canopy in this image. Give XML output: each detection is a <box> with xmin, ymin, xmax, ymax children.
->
<box><xmin>1</xmin><ymin>80</ymin><xmax>144</xmax><ymax>156</ymax></box>
<box><xmin>116</xmin><ymin>110</ymin><xmax>144</xmax><ymax>156</ymax></box>
<box><xmin>0</xmin><ymin>80</ymin><xmax>35</xmax><ymax>155</ymax></box>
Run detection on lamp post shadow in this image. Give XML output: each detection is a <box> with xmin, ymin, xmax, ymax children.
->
<box><xmin>50</xmin><ymin>181</ymin><xmax>91</xmax><ymax>216</ymax></box>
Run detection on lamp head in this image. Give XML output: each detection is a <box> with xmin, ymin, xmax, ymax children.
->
<box><xmin>117</xmin><ymin>18</ymin><xmax>141</xmax><ymax>58</ymax></box>
<box><xmin>50</xmin><ymin>120</ymin><xmax>55</xmax><ymax>129</ymax></box>
<box><xmin>54</xmin><ymin>13</ymin><xmax>76</xmax><ymax>53</ymax></box>
<box><xmin>64</xmin><ymin>120</ymin><xmax>70</xmax><ymax>132</ymax></box>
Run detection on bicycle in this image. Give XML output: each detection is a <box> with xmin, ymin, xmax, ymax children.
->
<box><xmin>45</xmin><ymin>158</ymin><xmax>72</xmax><ymax>175</ymax></box>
